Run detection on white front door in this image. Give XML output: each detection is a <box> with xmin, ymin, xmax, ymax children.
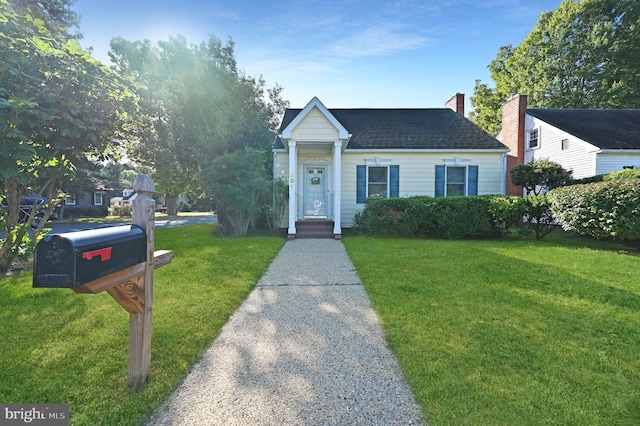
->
<box><xmin>303</xmin><ymin>166</ymin><xmax>328</xmax><ymax>219</ymax></box>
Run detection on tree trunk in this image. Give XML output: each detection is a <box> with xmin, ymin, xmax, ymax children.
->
<box><xmin>165</xmin><ymin>194</ymin><xmax>178</xmax><ymax>216</ymax></box>
<box><xmin>0</xmin><ymin>177</ymin><xmax>20</xmax><ymax>273</ymax></box>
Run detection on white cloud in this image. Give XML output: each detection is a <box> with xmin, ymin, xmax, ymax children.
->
<box><xmin>327</xmin><ymin>23</ymin><xmax>431</xmax><ymax>57</ymax></box>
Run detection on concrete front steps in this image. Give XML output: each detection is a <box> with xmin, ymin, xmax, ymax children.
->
<box><xmin>293</xmin><ymin>220</ymin><xmax>338</xmax><ymax>239</ymax></box>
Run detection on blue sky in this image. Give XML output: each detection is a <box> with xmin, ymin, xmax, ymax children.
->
<box><xmin>73</xmin><ymin>0</ymin><xmax>563</xmax><ymax>112</ymax></box>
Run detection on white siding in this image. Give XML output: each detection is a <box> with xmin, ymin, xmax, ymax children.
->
<box><xmin>340</xmin><ymin>151</ymin><xmax>505</xmax><ymax>227</ymax></box>
<box><xmin>595</xmin><ymin>152</ymin><xmax>640</xmax><ymax>175</ymax></box>
<box><xmin>525</xmin><ymin>115</ymin><xmax>598</xmax><ymax>179</ymax></box>
<box><xmin>276</xmin><ymin>150</ymin><xmax>505</xmax><ymax>229</ymax></box>
<box><xmin>290</xmin><ymin>107</ymin><xmax>339</xmax><ymax>141</ymax></box>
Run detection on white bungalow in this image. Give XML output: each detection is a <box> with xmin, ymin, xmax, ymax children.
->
<box><xmin>274</xmin><ymin>95</ymin><xmax>509</xmax><ymax>239</ymax></box>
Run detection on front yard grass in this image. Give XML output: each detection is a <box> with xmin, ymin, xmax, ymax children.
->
<box><xmin>0</xmin><ymin>224</ymin><xmax>283</xmax><ymax>426</ymax></box>
<box><xmin>344</xmin><ymin>234</ymin><xmax>640</xmax><ymax>425</ymax></box>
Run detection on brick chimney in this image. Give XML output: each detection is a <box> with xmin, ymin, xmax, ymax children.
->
<box><xmin>445</xmin><ymin>93</ymin><xmax>465</xmax><ymax>116</ymax></box>
<box><xmin>502</xmin><ymin>94</ymin><xmax>527</xmax><ymax>196</ymax></box>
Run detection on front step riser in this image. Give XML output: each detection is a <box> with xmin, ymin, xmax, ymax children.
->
<box><xmin>293</xmin><ymin>221</ymin><xmax>336</xmax><ymax>239</ymax></box>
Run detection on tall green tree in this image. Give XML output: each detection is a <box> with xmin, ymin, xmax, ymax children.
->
<box><xmin>0</xmin><ymin>0</ymin><xmax>138</xmax><ymax>272</ymax></box>
<box><xmin>9</xmin><ymin>0</ymin><xmax>80</xmax><ymax>39</ymax></box>
<box><xmin>471</xmin><ymin>0</ymin><xmax>640</xmax><ymax>134</ymax></box>
<box><xmin>109</xmin><ymin>35</ymin><xmax>286</xmax><ymax>217</ymax></box>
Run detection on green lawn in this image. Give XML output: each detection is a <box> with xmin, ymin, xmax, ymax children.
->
<box><xmin>0</xmin><ymin>224</ymin><xmax>283</xmax><ymax>426</ymax></box>
<box><xmin>344</xmin><ymin>234</ymin><xmax>640</xmax><ymax>425</ymax></box>
<box><xmin>3</xmin><ymin>227</ymin><xmax>639</xmax><ymax>425</ymax></box>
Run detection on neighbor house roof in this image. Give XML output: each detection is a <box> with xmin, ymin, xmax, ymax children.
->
<box><xmin>274</xmin><ymin>108</ymin><xmax>507</xmax><ymax>150</ymax></box>
<box><xmin>527</xmin><ymin>109</ymin><xmax>640</xmax><ymax>150</ymax></box>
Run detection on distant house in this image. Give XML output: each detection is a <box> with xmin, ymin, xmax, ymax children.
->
<box><xmin>273</xmin><ymin>95</ymin><xmax>509</xmax><ymax>239</ymax></box>
<box><xmin>500</xmin><ymin>94</ymin><xmax>640</xmax><ymax>195</ymax></box>
<box><xmin>63</xmin><ymin>186</ymin><xmax>114</xmax><ymax>217</ymax></box>
<box><xmin>109</xmin><ymin>189</ymin><xmax>134</xmax><ymax>214</ymax></box>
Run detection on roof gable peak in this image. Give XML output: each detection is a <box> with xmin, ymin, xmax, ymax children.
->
<box><xmin>279</xmin><ymin>97</ymin><xmax>351</xmax><ymax>140</ymax></box>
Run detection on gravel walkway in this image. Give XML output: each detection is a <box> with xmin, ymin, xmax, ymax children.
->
<box><xmin>146</xmin><ymin>239</ymin><xmax>425</xmax><ymax>426</ymax></box>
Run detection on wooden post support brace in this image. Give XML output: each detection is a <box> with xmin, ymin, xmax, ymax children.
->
<box><xmin>129</xmin><ymin>175</ymin><xmax>156</xmax><ymax>391</ymax></box>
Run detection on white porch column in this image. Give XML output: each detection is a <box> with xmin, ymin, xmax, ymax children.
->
<box><xmin>333</xmin><ymin>141</ymin><xmax>342</xmax><ymax>238</ymax></box>
<box><xmin>287</xmin><ymin>141</ymin><xmax>297</xmax><ymax>237</ymax></box>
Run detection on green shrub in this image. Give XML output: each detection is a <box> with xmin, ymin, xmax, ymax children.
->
<box><xmin>428</xmin><ymin>197</ymin><xmax>497</xmax><ymax>238</ymax></box>
<box><xmin>353</xmin><ymin>195</ymin><xmax>519</xmax><ymax>239</ymax></box>
<box><xmin>109</xmin><ymin>204</ymin><xmax>132</xmax><ymax>217</ymax></box>
<box><xmin>548</xmin><ymin>179</ymin><xmax>640</xmax><ymax>241</ymax></box>
<box><xmin>568</xmin><ymin>175</ymin><xmax>605</xmax><ymax>186</ymax></box>
<box><xmin>486</xmin><ymin>195</ymin><xmax>527</xmax><ymax>233</ymax></box>
<box><xmin>603</xmin><ymin>168</ymin><xmax>640</xmax><ymax>181</ymax></box>
<box><xmin>524</xmin><ymin>194</ymin><xmax>557</xmax><ymax>239</ymax></box>
<box><xmin>86</xmin><ymin>207</ymin><xmax>108</xmax><ymax>217</ymax></box>
<box><xmin>352</xmin><ymin>197</ymin><xmax>420</xmax><ymax>237</ymax></box>
<box><xmin>567</xmin><ymin>169</ymin><xmax>640</xmax><ymax>187</ymax></box>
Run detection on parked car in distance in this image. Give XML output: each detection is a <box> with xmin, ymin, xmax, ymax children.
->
<box><xmin>0</xmin><ymin>196</ymin><xmax>59</xmax><ymax>227</ymax></box>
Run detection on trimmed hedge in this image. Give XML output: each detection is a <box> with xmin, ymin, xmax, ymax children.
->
<box><xmin>352</xmin><ymin>195</ymin><xmax>525</xmax><ymax>239</ymax></box>
<box><xmin>604</xmin><ymin>168</ymin><xmax>640</xmax><ymax>181</ymax></box>
<box><xmin>548</xmin><ymin>178</ymin><xmax>640</xmax><ymax>241</ymax></box>
<box><xmin>352</xmin><ymin>197</ymin><xmax>425</xmax><ymax>237</ymax></box>
<box><xmin>566</xmin><ymin>168</ymin><xmax>640</xmax><ymax>186</ymax></box>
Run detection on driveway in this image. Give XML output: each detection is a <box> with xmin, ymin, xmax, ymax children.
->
<box><xmin>0</xmin><ymin>214</ymin><xmax>218</xmax><ymax>238</ymax></box>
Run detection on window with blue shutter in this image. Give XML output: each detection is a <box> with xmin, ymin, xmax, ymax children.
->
<box><xmin>435</xmin><ymin>165</ymin><xmax>445</xmax><ymax>197</ymax></box>
<box><xmin>356</xmin><ymin>165</ymin><xmax>366</xmax><ymax>203</ymax></box>
<box><xmin>390</xmin><ymin>165</ymin><xmax>399</xmax><ymax>197</ymax></box>
<box><xmin>357</xmin><ymin>164</ymin><xmax>399</xmax><ymax>202</ymax></box>
<box><xmin>468</xmin><ymin>165</ymin><xmax>478</xmax><ymax>196</ymax></box>
<box><xmin>435</xmin><ymin>164</ymin><xmax>479</xmax><ymax>196</ymax></box>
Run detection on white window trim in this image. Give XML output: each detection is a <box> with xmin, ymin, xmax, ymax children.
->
<box><xmin>93</xmin><ymin>191</ymin><xmax>103</xmax><ymax>206</ymax></box>
<box><xmin>527</xmin><ymin>128</ymin><xmax>540</xmax><ymax>150</ymax></box>
<box><xmin>444</xmin><ymin>165</ymin><xmax>469</xmax><ymax>196</ymax></box>
<box><xmin>65</xmin><ymin>194</ymin><xmax>76</xmax><ymax>205</ymax></box>
<box><xmin>365</xmin><ymin>165</ymin><xmax>390</xmax><ymax>199</ymax></box>
<box><xmin>443</xmin><ymin>157</ymin><xmax>470</xmax><ymax>166</ymax></box>
<box><xmin>365</xmin><ymin>157</ymin><xmax>392</xmax><ymax>166</ymax></box>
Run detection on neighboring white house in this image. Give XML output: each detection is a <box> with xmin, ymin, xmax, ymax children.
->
<box><xmin>273</xmin><ymin>95</ymin><xmax>509</xmax><ymax>239</ymax></box>
<box><xmin>500</xmin><ymin>94</ymin><xmax>640</xmax><ymax>195</ymax></box>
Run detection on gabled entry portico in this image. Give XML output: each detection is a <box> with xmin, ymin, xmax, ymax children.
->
<box><xmin>278</xmin><ymin>97</ymin><xmax>351</xmax><ymax>239</ymax></box>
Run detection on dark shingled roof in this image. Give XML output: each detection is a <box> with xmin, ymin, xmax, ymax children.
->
<box><xmin>527</xmin><ymin>109</ymin><xmax>640</xmax><ymax>150</ymax></box>
<box><xmin>274</xmin><ymin>108</ymin><xmax>506</xmax><ymax>150</ymax></box>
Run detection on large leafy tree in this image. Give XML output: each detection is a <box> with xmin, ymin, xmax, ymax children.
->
<box><xmin>0</xmin><ymin>0</ymin><xmax>138</xmax><ymax>272</ymax></box>
<box><xmin>471</xmin><ymin>0</ymin><xmax>640</xmax><ymax>134</ymax></box>
<box><xmin>9</xmin><ymin>0</ymin><xmax>80</xmax><ymax>39</ymax></box>
<box><xmin>109</xmin><ymin>35</ymin><xmax>286</xmax><ymax>217</ymax></box>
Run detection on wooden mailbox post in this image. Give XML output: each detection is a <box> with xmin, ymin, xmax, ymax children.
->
<box><xmin>33</xmin><ymin>175</ymin><xmax>171</xmax><ymax>391</ymax></box>
<box><xmin>129</xmin><ymin>174</ymin><xmax>158</xmax><ymax>389</ymax></box>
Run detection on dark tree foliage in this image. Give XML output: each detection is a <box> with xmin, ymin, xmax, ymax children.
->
<box><xmin>510</xmin><ymin>159</ymin><xmax>573</xmax><ymax>196</ymax></box>
<box><xmin>109</xmin><ymin>35</ymin><xmax>288</xmax><ymax>217</ymax></box>
<box><xmin>0</xmin><ymin>0</ymin><xmax>138</xmax><ymax>272</ymax></box>
<box><xmin>9</xmin><ymin>0</ymin><xmax>80</xmax><ymax>39</ymax></box>
<box><xmin>471</xmin><ymin>0</ymin><xmax>640</xmax><ymax>134</ymax></box>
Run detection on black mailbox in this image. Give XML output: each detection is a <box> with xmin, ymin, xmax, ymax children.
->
<box><xmin>33</xmin><ymin>225</ymin><xmax>147</xmax><ymax>289</ymax></box>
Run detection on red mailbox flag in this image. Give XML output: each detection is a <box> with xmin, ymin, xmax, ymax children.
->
<box><xmin>82</xmin><ymin>247</ymin><xmax>112</xmax><ymax>262</ymax></box>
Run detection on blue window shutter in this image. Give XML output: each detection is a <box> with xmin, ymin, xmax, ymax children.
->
<box><xmin>468</xmin><ymin>165</ymin><xmax>478</xmax><ymax>195</ymax></box>
<box><xmin>357</xmin><ymin>165</ymin><xmax>366</xmax><ymax>203</ymax></box>
<box><xmin>435</xmin><ymin>165</ymin><xmax>445</xmax><ymax>197</ymax></box>
<box><xmin>390</xmin><ymin>165</ymin><xmax>399</xmax><ymax>197</ymax></box>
